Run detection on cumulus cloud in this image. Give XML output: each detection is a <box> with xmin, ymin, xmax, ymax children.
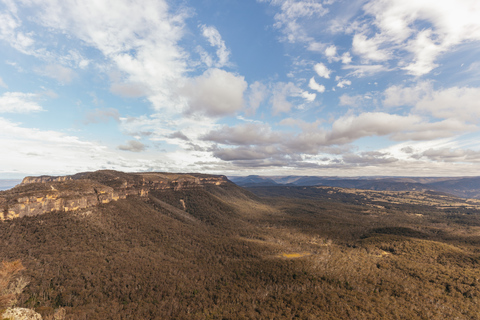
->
<box><xmin>329</xmin><ymin>112</ymin><xmax>471</xmax><ymax>144</ymax></box>
<box><xmin>16</xmin><ymin>0</ymin><xmax>189</xmax><ymax>113</ymax></box>
<box><xmin>202</xmin><ymin>111</ymin><xmax>470</xmax><ymax>167</ymax></box>
<box><xmin>84</xmin><ymin>108</ymin><xmax>120</xmax><ymax>124</ymax></box>
<box><xmin>0</xmin><ymin>92</ymin><xmax>44</xmax><ymax>113</ymax></box>
<box><xmin>202</xmin><ymin>123</ymin><xmax>283</xmax><ymax>146</ymax></box>
<box><xmin>200</xmin><ymin>25</ymin><xmax>230</xmax><ymax>67</ymax></box>
<box><xmin>182</xmin><ymin>68</ymin><xmax>248</xmax><ymax>117</ymax></box>
<box><xmin>336</xmin><ymin>79</ymin><xmax>351</xmax><ymax>88</ymax></box>
<box><xmin>301</xmin><ymin>91</ymin><xmax>316</xmax><ymax>102</ymax></box>
<box><xmin>361</xmin><ymin>0</ymin><xmax>480</xmax><ymax>76</ymax></box>
<box><xmin>325</xmin><ymin>45</ymin><xmax>337</xmax><ymax>61</ymax></box>
<box><xmin>118</xmin><ymin>140</ymin><xmax>146</xmax><ymax>152</ymax></box>
<box><xmin>308</xmin><ymin>77</ymin><xmax>325</xmax><ymax>93</ymax></box>
<box><xmin>36</xmin><ymin>64</ymin><xmax>76</xmax><ymax>84</ymax></box>
<box><xmin>415</xmin><ymin>86</ymin><xmax>480</xmax><ymax>123</ymax></box>
<box><xmin>167</xmin><ymin>131</ymin><xmax>189</xmax><ymax>141</ymax></box>
<box><xmin>327</xmin><ymin>112</ymin><xmax>418</xmax><ymax>145</ymax></box>
<box><xmin>383</xmin><ymin>82</ymin><xmax>432</xmax><ymax>107</ymax></box>
<box><xmin>341</xmin><ymin>52</ymin><xmax>352</xmax><ymax>64</ymax></box>
<box><xmin>270</xmin><ymin>82</ymin><xmax>308</xmax><ymax>115</ymax></box>
<box><xmin>314</xmin><ymin>62</ymin><xmax>331</xmax><ymax>79</ymax></box>
<box><xmin>352</xmin><ymin>33</ymin><xmax>390</xmax><ymax>62</ymax></box>
<box><xmin>416</xmin><ymin>148</ymin><xmax>480</xmax><ymax>163</ymax></box>
<box><xmin>384</xmin><ymin>83</ymin><xmax>480</xmax><ymax>123</ymax></box>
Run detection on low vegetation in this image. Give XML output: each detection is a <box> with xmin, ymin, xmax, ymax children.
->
<box><xmin>0</xmin><ymin>260</ymin><xmax>28</xmax><ymax>315</ymax></box>
<box><xmin>1</xmin><ymin>182</ymin><xmax>480</xmax><ymax>319</ymax></box>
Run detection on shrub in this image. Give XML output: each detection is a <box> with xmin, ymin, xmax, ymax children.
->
<box><xmin>0</xmin><ymin>260</ymin><xmax>28</xmax><ymax>310</ymax></box>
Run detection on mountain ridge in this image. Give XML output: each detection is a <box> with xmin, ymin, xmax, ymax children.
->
<box><xmin>0</xmin><ymin>170</ymin><xmax>229</xmax><ymax>220</ymax></box>
<box><xmin>229</xmin><ymin>175</ymin><xmax>480</xmax><ymax>198</ymax></box>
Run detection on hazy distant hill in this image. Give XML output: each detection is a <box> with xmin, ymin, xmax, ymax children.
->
<box><xmin>230</xmin><ymin>175</ymin><xmax>480</xmax><ymax>199</ymax></box>
<box><xmin>228</xmin><ymin>175</ymin><xmax>279</xmax><ymax>187</ymax></box>
<box><xmin>0</xmin><ymin>179</ymin><xmax>21</xmax><ymax>191</ymax></box>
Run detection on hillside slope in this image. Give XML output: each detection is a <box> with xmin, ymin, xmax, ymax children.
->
<box><xmin>1</xmin><ymin>171</ymin><xmax>480</xmax><ymax>319</ymax></box>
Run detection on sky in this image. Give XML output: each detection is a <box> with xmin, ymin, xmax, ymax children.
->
<box><xmin>1</xmin><ymin>0</ymin><xmax>480</xmax><ymax>179</ymax></box>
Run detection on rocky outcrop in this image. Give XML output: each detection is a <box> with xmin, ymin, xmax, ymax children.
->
<box><xmin>20</xmin><ymin>176</ymin><xmax>72</xmax><ymax>185</ymax></box>
<box><xmin>2</xmin><ymin>308</ymin><xmax>42</xmax><ymax>320</ymax></box>
<box><xmin>1</xmin><ymin>170</ymin><xmax>229</xmax><ymax>220</ymax></box>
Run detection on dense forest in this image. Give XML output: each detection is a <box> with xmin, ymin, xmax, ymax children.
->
<box><xmin>1</xmin><ymin>180</ymin><xmax>480</xmax><ymax>319</ymax></box>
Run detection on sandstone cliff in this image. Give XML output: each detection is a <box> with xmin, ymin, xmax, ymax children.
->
<box><xmin>0</xmin><ymin>170</ymin><xmax>229</xmax><ymax>220</ymax></box>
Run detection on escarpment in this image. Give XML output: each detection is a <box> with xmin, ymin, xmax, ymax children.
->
<box><xmin>0</xmin><ymin>170</ymin><xmax>229</xmax><ymax>220</ymax></box>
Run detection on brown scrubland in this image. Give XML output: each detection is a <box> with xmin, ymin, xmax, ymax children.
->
<box><xmin>1</xmin><ymin>171</ymin><xmax>480</xmax><ymax>319</ymax></box>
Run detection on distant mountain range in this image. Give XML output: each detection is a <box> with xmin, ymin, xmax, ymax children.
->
<box><xmin>0</xmin><ymin>179</ymin><xmax>21</xmax><ymax>191</ymax></box>
<box><xmin>228</xmin><ymin>175</ymin><xmax>480</xmax><ymax>199</ymax></box>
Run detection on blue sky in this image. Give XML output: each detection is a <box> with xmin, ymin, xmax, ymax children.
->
<box><xmin>1</xmin><ymin>0</ymin><xmax>480</xmax><ymax>178</ymax></box>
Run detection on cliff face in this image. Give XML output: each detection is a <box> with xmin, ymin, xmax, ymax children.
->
<box><xmin>0</xmin><ymin>170</ymin><xmax>229</xmax><ymax>220</ymax></box>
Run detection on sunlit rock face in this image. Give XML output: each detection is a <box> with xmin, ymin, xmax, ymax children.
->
<box><xmin>2</xmin><ymin>307</ymin><xmax>43</xmax><ymax>320</ymax></box>
<box><xmin>0</xmin><ymin>170</ymin><xmax>229</xmax><ymax>220</ymax></box>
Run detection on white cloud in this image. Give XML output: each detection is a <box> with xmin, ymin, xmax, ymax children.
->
<box><xmin>403</xmin><ymin>29</ymin><xmax>442</xmax><ymax>76</ymax></box>
<box><xmin>18</xmin><ymin>0</ymin><xmax>188</xmax><ymax>114</ymax></box>
<box><xmin>336</xmin><ymin>79</ymin><xmax>351</xmax><ymax>88</ymax></box>
<box><xmin>308</xmin><ymin>77</ymin><xmax>325</xmax><ymax>93</ymax></box>
<box><xmin>0</xmin><ymin>77</ymin><xmax>6</xmax><ymax>88</ymax></box>
<box><xmin>200</xmin><ymin>25</ymin><xmax>230</xmax><ymax>67</ymax></box>
<box><xmin>341</xmin><ymin>52</ymin><xmax>352</xmax><ymax>64</ymax></box>
<box><xmin>270</xmin><ymin>82</ymin><xmax>307</xmax><ymax>115</ymax></box>
<box><xmin>202</xmin><ymin>123</ymin><xmax>283</xmax><ymax>146</ymax></box>
<box><xmin>328</xmin><ymin>112</ymin><xmax>420</xmax><ymax>145</ymax></box>
<box><xmin>383</xmin><ymin>81</ymin><xmax>432</xmax><ymax>107</ymax></box>
<box><xmin>383</xmin><ymin>83</ymin><xmax>480</xmax><ymax>124</ymax></box>
<box><xmin>343</xmin><ymin>64</ymin><xmax>386</xmax><ymax>77</ymax></box>
<box><xmin>314</xmin><ymin>62</ymin><xmax>331</xmax><ymax>78</ymax></box>
<box><xmin>417</xmin><ymin>148</ymin><xmax>480</xmax><ymax>163</ymax></box>
<box><xmin>84</xmin><ymin>108</ymin><xmax>120</xmax><ymax>124</ymax></box>
<box><xmin>196</xmin><ymin>45</ymin><xmax>214</xmax><ymax>68</ymax></box>
<box><xmin>182</xmin><ymin>68</ymin><xmax>248</xmax><ymax>117</ymax></box>
<box><xmin>325</xmin><ymin>45</ymin><xmax>337</xmax><ymax>61</ymax></box>
<box><xmin>352</xmin><ymin>33</ymin><xmax>390</xmax><ymax>62</ymax></box>
<box><xmin>301</xmin><ymin>91</ymin><xmax>316</xmax><ymax>102</ymax></box>
<box><xmin>266</xmin><ymin>0</ymin><xmax>328</xmax><ymax>43</ymax></box>
<box><xmin>339</xmin><ymin>94</ymin><xmax>364</xmax><ymax>107</ymax></box>
<box><xmin>0</xmin><ymin>92</ymin><xmax>44</xmax><ymax>113</ymax></box>
<box><xmin>328</xmin><ymin>112</ymin><xmax>472</xmax><ymax>144</ymax></box>
<box><xmin>307</xmin><ymin>41</ymin><xmax>325</xmax><ymax>52</ymax></box>
<box><xmin>246</xmin><ymin>81</ymin><xmax>268</xmax><ymax>116</ymax></box>
<box><xmin>110</xmin><ymin>82</ymin><xmax>148</xmax><ymax>98</ymax></box>
<box><xmin>36</xmin><ymin>64</ymin><xmax>76</xmax><ymax>84</ymax></box>
<box><xmin>391</xmin><ymin>118</ymin><xmax>474</xmax><ymax>141</ymax></box>
<box><xmin>0</xmin><ymin>117</ymin><xmax>125</xmax><ymax>176</ymax></box>
<box><xmin>416</xmin><ymin>86</ymin><xmax>480</xmax><ymax>123</ymax></box>
<box><xmin>361</xmin><ymin>0</ymin><xmax>480</xmax><ymax>76</ymax></box>
<box><xmin>0</xmin><ymin>10</ymin><xmax>35</xmax><ymax>54</ymax></box>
